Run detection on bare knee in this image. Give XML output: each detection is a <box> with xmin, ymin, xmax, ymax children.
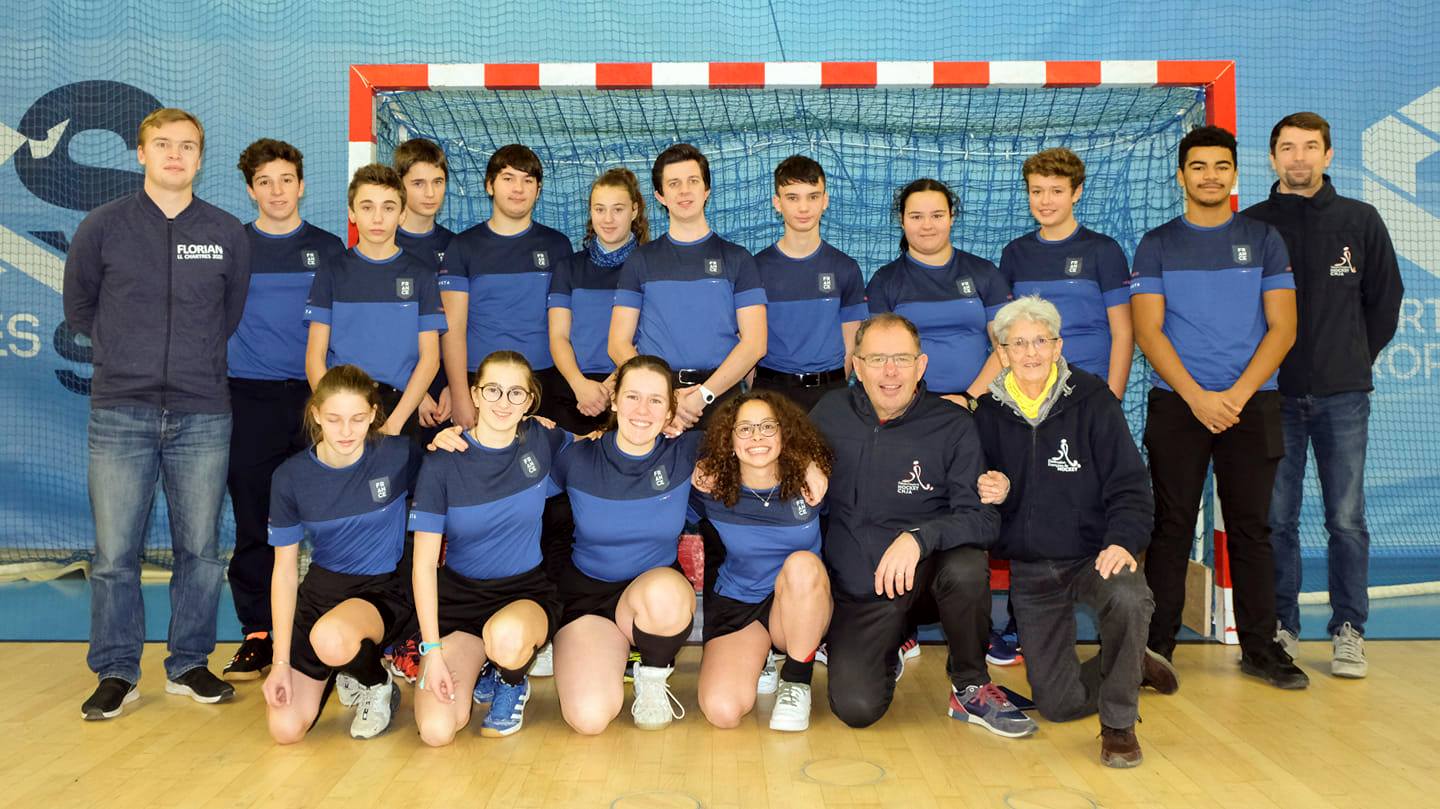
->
<box><xmin>700</xmin><ymin>689</ymin><xmax>753</xmax><ymax>729</ymax></box>
<box><xmin>484</xmin><ymin>619</ymin><xmax>536</xmax><ymax>671</ymax></box>
<box><xmin>779</xmin><ymin>552</ymin><xmax>829</xmax><ymax>597</ymax></box>
<box><xmin>309</xmin><ymin>620</ymin><xmax>355</xmax><ymax>667</ymax></box>
<box><xmin>633</xmin><ymin>577</ymin><xmax>694</xmax><ymax>634</ymax></box>
<box><xmin>563</xmin><ymin>701</ymin><xmax>619</xmax><ymax>736</ymax></box>
<box><xmin>268</xmin><ymin>712</ymin><xmax>308</xmax><ymax>745</ymax></box>
<box><xmin>417</xmin><ymin>714</ymin><xmax>457</xmax><ymax>748</ymax></box>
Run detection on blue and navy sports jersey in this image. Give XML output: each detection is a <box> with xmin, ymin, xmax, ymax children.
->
<box><xmin>303</xmin><ymin>248</ymin><xmax>446</xmax><ymax>390</ymax></box>
<box><xmin>689</xmin><ymin>488</ymin><xmax>822</xmax><ymax>604</ymax></box>
<box><xmin>408</xmin><ymin>420</ymin><xmax>570</xmax><ymax>580</ymax></box>
<box><xmin>228</xmin><ymin>222</ymin><xmax>346</xmax><ymax>381</ymax></box>
<box><xmin>866</xmin><ymin>250</ymin><xmax>1012</xmax><ymax>394</ymax></box>
<box><xmin>268</xmin><ymin>436</ymin><xmax>421</xmax><ymax>575</ymax></box>
<box><xmin>614</xmin><ymin>233</ymin><xmax>767</xmax><ymax>370</ymax></box>
<box><xmin>998</xmin><ymin>227</ymin><xmax>1130</xmax><ymax>377</ymax></box>
<box><xmin>396</xmin><ymin>224</ymin><xmax>454</xmax><ymax>273</ymax></box>
<box><xmin>755</xmin><ymin>240</ymin><xmax>867</xmax><ymax>374</ymax></box>
<box><xmin>552</xmin><ymin>430</ymin><xmax>702</xmax><ymax>582</ymax></box>
<box><xmin>438</xmin><ymin>222</ymin><xmax>572</xmax><ymax>371</ymax></box>
<box><xmin>1129</xmin><ymin>214</ymin><xmax>1294</xmax><ymax>392</ymax></box>
<box><xmin>548</xmin><ymin>248</ymin><xmax>621</xmax><ymax>375</ymax></box>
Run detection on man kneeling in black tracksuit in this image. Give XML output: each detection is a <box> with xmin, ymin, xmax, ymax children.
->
<box><xmin>972</xmin><ymin>295</ymin><xmax>1178</xmax><ymax>767</ymax></box>
<box><xmin>810</xmin><ymin>313</ymin><xmax>1036</xmax><ymax>737</ymax></box>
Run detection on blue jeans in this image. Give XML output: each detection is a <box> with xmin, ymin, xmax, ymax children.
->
<box><xmin>86</xmin><ymin>406</ymin><xmax>232</xmax><ymax>683</ymax></box>
<box><xmin>1269</xmin><ymin>391</ymin><xmax>1371</xmax><ymax>636</ymax></box>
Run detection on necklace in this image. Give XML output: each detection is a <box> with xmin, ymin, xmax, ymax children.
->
<box><xmin>749</xmin><ymin>485</ymin><xmax>779</xmax><ymax>508</ymax></box>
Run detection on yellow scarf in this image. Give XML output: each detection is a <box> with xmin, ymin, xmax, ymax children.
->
<box><xmin>1004</xmin><ymin>364</ymin><xmax>1058</xmax><ymax>420</ymax></box>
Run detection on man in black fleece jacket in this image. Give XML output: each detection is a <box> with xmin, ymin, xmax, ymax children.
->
<box><xmin>810</xmin><ymin>313</ymin><xmax>1035</xmax><ymax>737</ymax></box>
<box><xmin>973</xmin><ymin>295</ymin><xmax>1175</xmax><ymax>768</ymax></box>
<box><xmin>63</xmin><ymin>108</ymin><xmax>250</xmax><ymax>720</ymax></box>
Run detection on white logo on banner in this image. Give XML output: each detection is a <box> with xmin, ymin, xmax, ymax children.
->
<box><xmin>1364</xmin><ymin>85</ymin><xmax>1440</xmax><ymax>277</ymax></box>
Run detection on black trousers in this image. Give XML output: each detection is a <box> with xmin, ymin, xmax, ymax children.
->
<box><xmin>1143</xmin><ymin>388</ymin><xmax>1284</xmax><ymax>659</ymax></box>
<box><xmin>534</xmin><ymin>365</ymin><xmax>611</xmax><ymax>435</ymax></box>
<box><xmin>376</xmin><ymin>382</ymin><xmax>424</xmax><ymax>442</ymax></box>
<box><xmin>826</xmin><ymin>546</ymin><xmax>991</xmax><ymax>728</ymax></box>
<box><xmin>749</xmin><ymin>371</ymin><xmax>848</xmax><ymax>414</ymax></box>
<box><xmin>226</xmin><ymin>377</ymin><xmax>310</xmax><ymax>635</ymax></box>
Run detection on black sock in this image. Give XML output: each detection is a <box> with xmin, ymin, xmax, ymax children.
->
<box><xmin>780</xmin><ymin>655</ymin><xmax>814</xmax><ymax>685</ymax></box>
<box><xmin>341</xmin><ymin>639</ymin><xmax>387</xmax><ymax>687</ymax></box>
<box><xmin>496</xmin><ymin>650</ymin><xmax>536</xmax><ymax>686</ymax></box>
<box><xmin>631</xmin><ymin>625</ymin><xmax>688</xmax><ymax>668</ymax></box>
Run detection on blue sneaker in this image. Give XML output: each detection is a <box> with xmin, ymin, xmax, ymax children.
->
<box><xmin>948</xmin><ymin>683</ymin><xmax>1037</xmax><ymax>738</ymax></box>
<box><xmin>986</xmin><ymin>629</ymin><xmax>1023</xmax><ymax>666</ymax></box>
<box><xmin>472</xmin><ymin>664</ymin><xmax>499</xmax><ymax>705</ymax></box>
<box><xmin>480</xmin><ymin>675</ymin><xmax>531</xmax><ymax>737</ymax></box>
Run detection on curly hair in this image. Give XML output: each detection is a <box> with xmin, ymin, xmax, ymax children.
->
<box><xmin>695</xmin><ymin>390</ymin><xmax>833</xmax><ymax>507</ymax></box>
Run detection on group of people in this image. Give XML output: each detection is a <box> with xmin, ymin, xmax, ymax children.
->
<box><xmin>63</xmin><ymin>105</ymin><xmax>1402</xmax><ymax>770</ymax></box>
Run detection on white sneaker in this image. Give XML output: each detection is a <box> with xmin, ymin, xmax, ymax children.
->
<box><xmin>335</xmin><ymin>672</ymin><xmax>363</xmax><ymax>707</ymax></box>
<box><xmin>769</xmin><ymin>680</ymin><xmax>811</xmax><ymax>732</ymax></box>
<box><xmin>531</xmin><ymin>642</ymin><xmax>554</xmax><ymax>677</ymax></box>
<box><xmin>1275</xmin><ymin>623</ymin><xmax>1301</xmax><ymax>660</ymax></box>
<box><xmin>814</xmin><ymin>643</ymin><xmax>828</xmax><ymax>666</ymax></box>
<box><xmin>1331</xmin><ymin>622</ymin><xmax>1367</xmax><ymax>679</ymax></box>
<box><xmin>756</xmin><ymin>651</ymin><xmax>780</xmax><ymax>695</ymax></box>
<box><xmin>630</xmin><ymin>664</ymin><xmax>684</xmax><ymax>730</ymax></box>
<box><xmin>349</xmin><ymin>674</ymin><xmax>399</xmax><ymax>739</ymax></box>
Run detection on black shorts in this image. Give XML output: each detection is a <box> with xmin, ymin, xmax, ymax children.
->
<box><xmin>702</xmin><ymin>590</ymin><xmax>774</xmax><ymax>642</ymax></box>
<box><xmin>291</xmin><ymin>565</ymin><xmax>413</xmax><ymax>681</ymax></box>
<box><xmin>437</xmin><ymin>563</ymin><xmax>563</xmax><ymax>646</ymax></box>
<box><xmin>556</xmin><ymin>559</ymin><xmax>685</xmax><ymax>628</ymax></box>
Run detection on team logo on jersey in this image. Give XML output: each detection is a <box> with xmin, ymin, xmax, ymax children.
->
<box><xmin>1232</xmin><ymin>245</ymin><xmax>1252</xmax><ymax>265</ymax></box>
<box><xmin>705</xmin><ymin>258</ymin><xmax>722</xmax><ymax>276</ymax></box>
<box><xmin>1065</xmin><ymin>257</ymin><xmax>1083</xmax><ymax>276</ymax></box>
<box><xmin>176</xmin><ymin>243</ymin><xmax>224</xmax><ymax>261</ymax></box>
<box><xmin>369</xmin><ymin>477</ymin><xmax>391</xmax><ymax>503</ymax></box>
<box><xmin>1330</xmin><ymin>245</ymin><xmax>1357</xmax><ymax>276</ymax></box>
<box><xmin>1047</xmin><ymin>439</ymin><xmax>1081</xmax><ymax>473</ymax></box>
<box><xmin>818</xmin><ymin>273</ymin><xmax>835</xmax><ymax>294</ymax></box>
<box><xmin>791</xmin><ymin>498</ymin><xmax>811</xmax><ymax>520</ymax></box>
<box><xmin>650</xmin><ymin>467</ymin><xmax>670</xmax><ymax>490</ymax></box>
<box><xmin>434</xmin><ymin>250</ymin><xmax>445</xmax><ymax>265</ymax></box>
<box><xmin>956</xmin><ymin>279</ymin><xmax>975</xmax><ymax>297</ymax></box>
<box><xmin>519</xmin><ymin>451</ymin><xmax>540</xmax><ymax>478</ymax></box>
<box><xmin>897</xmin><ymin>459</ymin><xmax>935</xmax><ymax>495</ymax></box>
<box><xmin>532</xmin><ymin>251</ymin><xmax>549</xmax><ymax>269</ymax></box>
<box><xmin>302</xmin><ymin>250</ymin><xmax>318</xmax><ymax>268</ymax></box>
<box><xmin>396</xmin><ymin>277</ymin><xmax>414</xmax><ymax>299</ymax></box>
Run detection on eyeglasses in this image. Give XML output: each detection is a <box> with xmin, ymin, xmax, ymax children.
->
<box><xmin>1001</xmin><ymin>336</ymin><xmax>1058</xmax><ymax>353</ymax></box>
<box><xmin>854</xmin><ymin>353</ymin><xmax>919</xmax><ymax>369</ymax></box>
<box><xmin>478</xmin><ymin>384</ymin><xmax>532</xmax><ymax>405</ymax></box>
<box><xmin>733</xmin><ymin>420</ymin><xmax>780</xmax><ymax>439</ymax></box>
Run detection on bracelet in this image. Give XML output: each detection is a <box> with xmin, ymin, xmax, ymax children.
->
<box><xmin>418</xmin><ymin>641</ymin><xmax>444</xmax><ymax>656</ymax></box>
<box><xmin>273</xmin><ymin>660</ymin><xmax>290</xmax><ymax>667</ymax></box>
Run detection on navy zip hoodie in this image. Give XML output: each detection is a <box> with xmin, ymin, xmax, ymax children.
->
<box><xmin>972</xmin><ymin>364</ymin><xmax>1152</xmax><ymax>562</ymax></box>
<box><xmin>1242</xmin><ymin>177</ymin><xmax>1403</xmax><ymax>396</ymax></box>
<box><xmin>809</xmin><ymin>381</ymin><xmax>999</xmax><ymax>599</ymax></box>
<box><xmin>63</xmin><ymin>191</ymin><xmax>250</xmax><ymax>414</ymax></box>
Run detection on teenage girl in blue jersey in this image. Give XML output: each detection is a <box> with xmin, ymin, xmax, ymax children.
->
<box><xmin>262</xmin><ymin>365</ymin><xmax>420</xmax><ymax>743</ymax></box>
<box><xmin>408</xmin><ymin>351</ymin><xmax>569</xmax><ymax>745</ymax></box>
<box><xmin>691</xmin><ymin>390</ymin><xmax>833</xmax><ymax>733</ymax></box>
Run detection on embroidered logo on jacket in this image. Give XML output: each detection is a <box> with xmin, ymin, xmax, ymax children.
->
<box><xmin>650</xmin><ymin>467</ymin><xmax>670</xmax><ymax>490</ymax></box>
<box><xmin>1047</xmin><ymin>439</ymin><xmax>1082</xmax><ymax>473</ymax></box>
<box><xmin>532</xmin><ymin>251</ymin><xmax>549</xmax><ymax>269</ymax></box>
<box><xmin>956</xmin><ymin>278</ymin><xmax>975</xmax><ymax>297</ymax></box>
<box><xmin>176</xmin><ymin>243</ymin><xmax>224</xmax><ymax>260</ymax></box>
<box><xmin>897</xmin><ymin>460</ymin><xmax>935</xmax><ymax>495</ymax></box>
<box><xmin>705</xmin><ymin>258</ymin><xmax>722</xmax><ymax>276</ymax></box>
<box><xmin>791</xmin><ymin>498</ymin><xmax>811</xmax><ymax>520</ymax></box>
<box><xmin>1330</xmin><ymin>246</ymin><xmax>1357</xmax><ymax>276</ymax></box>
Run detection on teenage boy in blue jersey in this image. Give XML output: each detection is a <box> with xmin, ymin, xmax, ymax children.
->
<box><xmin>1131</xmin><ymin>125</ymin><xmax>1307</xmax><ymax>689</ymax></box>
<box><xmin>999</xmin><ymin>147</ymin><xmax>1133</xmax><ymax>400</ymax></box>
<box><xmin>608</xmin><ymin>143</ymin><xmax>768</xmax><ymax>433</ymax></box>
<box><xmin>65</xmin><ymin>108</ymin><xmax>250</xmax><ymax>719</ymax></box>
<box><xmin>439</xmin><ymin>145</ymin><xmax>572</xmax><ymax>430</ymax></box>
<box><xmin>750</xmin><ymin>155</ymin><xmax>866</xmax><ymax>413</ymax></box>
<box><xmin>304</xmin><ymin>164</ymin><xmax>445</xmax><ymax>436</ymax></box>
<box><xmin>222</xmin><ymin>138</ymin><xmax>345</xmax><ymax>682</ymax></box>
<box><xmin>393</xmin><ymin>138</ymin><xmax>455</xmax><ymax>432</ymax></box>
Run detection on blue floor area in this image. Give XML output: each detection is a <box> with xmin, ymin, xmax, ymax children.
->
<box><xmin>4</xmin><ymin>574</ymin><xmax>1437</xmax><ymax>642</ymax></box>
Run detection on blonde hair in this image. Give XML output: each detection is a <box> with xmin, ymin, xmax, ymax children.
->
<box><xmin>138</xmin><ymin>108</ymin><xmax>205</xmax><ymax>154</ymax></box>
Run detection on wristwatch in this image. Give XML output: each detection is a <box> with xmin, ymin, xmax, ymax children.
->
<box><xmin>699</xmin><ymin>384</ymin><xmax>717</xmax><ymax>405</ymax></box>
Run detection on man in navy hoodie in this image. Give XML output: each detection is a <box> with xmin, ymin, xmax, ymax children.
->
<box><xmin>64</xmin><ymin>108</ymin><xmax>251</xmax><ymax>720</ymax></box>
<box><xmin>809</xmin><ymin>313</ymin><xmax>1034</xmax><ymax>737</ymax></box>
<box><xmin>973</xmin><ymin>295</ymin><xmax>1176</xmax><ymax>768</ymax></box>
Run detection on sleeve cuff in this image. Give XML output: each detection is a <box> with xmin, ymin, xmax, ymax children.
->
<box><xmin>407</xmin><ymin>510</ymin><xmax>446</xmax><ymax>534</ymax></box>
<box><xmin>302</xmin><ymin>305</ymin><xmax>331</xmax><ymax>325</ymax></box>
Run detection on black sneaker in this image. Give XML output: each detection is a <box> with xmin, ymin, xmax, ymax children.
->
<box><xmin>1240</xmin><ymin>643</ymin><xmax>1310</xmax><ymax>690</ymax></box>
<box><xmin>166</xmin><ymin>667</ymin><xmax>237</xmax><ymax>704</ymax></box>
<box><xmin>81</xmin><ymin>677</ymin><xmax>138</xmax><ymax>721</ymax></box>
<box><xmin>223</xmin><ymin>634</ymin><xmax>273</xmax><ymax>682</ymax></box>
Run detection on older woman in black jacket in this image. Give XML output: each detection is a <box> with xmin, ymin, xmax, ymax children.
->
<box><xmin>973</xmin><ymin>295</ymin><xmax>1176</xmax><ymax>769</ymax></box>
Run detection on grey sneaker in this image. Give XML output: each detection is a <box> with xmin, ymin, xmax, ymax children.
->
<box><xmin>756</xmin><ymin>651</ymin><xmax>780</xmax><ymax>695</ymax></box>
<box><xmin>1275</xmin><ymin>623</ymin><xmax>1300</xmax><ymax>660</ymax></box>
<box><xmin>1331</xmin><ymin>622</ymin><xmax>1367</xmax><ymax>679</ymax></box>
<box><xmin>335</xmin><ymin>671</ymin><xmax>363</xmax><ymax>707</ymax></box>
<box><xmin>349</xmin><ymin>674</ymin><xmax>399</xmax><ymax>739</ymax></box>
<box><xmin>531</xmin><ymin>642</ymin><xmax>554</xmax><ymax>677</ymax></box>
<box><xmin>630</xmin><ymin>664</ymin><xmax>684</xmax><ymax>730</ymax></box>
<box><xmin>769</xmin><ymin>680</ymin><xmax>811</xmax><ymax>732</ymax></box>
<box><xmin>948</xmin><ymin>683</ymin><xmax>1038</xmax><ymax>738</ymax></box>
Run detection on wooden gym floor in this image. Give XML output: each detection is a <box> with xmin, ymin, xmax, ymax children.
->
<box><xmin>3</xmin><ymin>640</ymin><xmax>1436</xmax><ymax>809</ymax></box>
